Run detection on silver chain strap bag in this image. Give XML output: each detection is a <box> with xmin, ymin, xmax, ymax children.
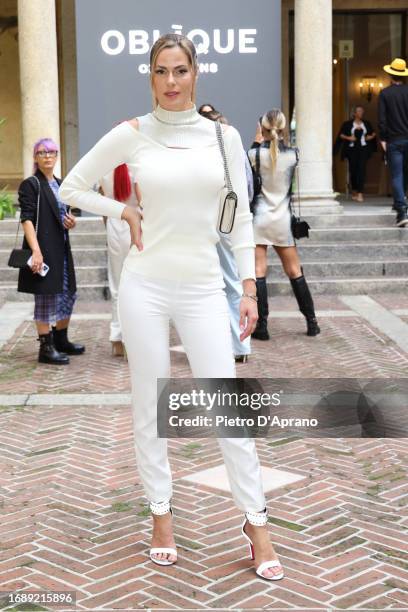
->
<box><xmin>215</xmin><ymin>121</ymin><xmax>238</xmax><ymax>234</ymax></box>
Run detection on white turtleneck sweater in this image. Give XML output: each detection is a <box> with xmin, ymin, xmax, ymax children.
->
<box><xmin>59</xmin><ymin>105</ymin><xmax>255</xmax><ymax>284</ymax></box>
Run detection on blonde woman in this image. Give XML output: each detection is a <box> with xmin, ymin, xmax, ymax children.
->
<box><xmin>248</xmin><ymin>110</ymin><xmax>320</xmax><ymax>339</ymax></box>
<box><xmin>60</xmin><ymin>34</ymin><xmax>284</xmax><ymax>580</ymax></box>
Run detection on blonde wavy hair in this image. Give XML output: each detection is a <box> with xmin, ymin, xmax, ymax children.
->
<box><xmin>149</xmin><ymin>34</ymin><xmax>198</xmax><ymax>109</ymax></box>
<box><xmin>260</xmin><ymin>109</ymin><xmax>286</xmax><ymax>169</ymax></box>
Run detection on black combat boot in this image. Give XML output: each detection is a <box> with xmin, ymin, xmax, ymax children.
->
<box><xmin>251</xmin><ymin>277</ymin><xmax>270</xmax><ymax>340</ymax></box>
<box><xmin>38</xmin><ymin>332</ymin><xmax>69</xmax><ymax>365</ymax></box>
<box><xmin>52</xmin><ymin>327</ymin><xmax>85</xmax><ymax>355</ymax></box>
<box><xmin>290</xmin><ymin>274</ymin><xmax>320</xmax><ymax>336</ymax></box>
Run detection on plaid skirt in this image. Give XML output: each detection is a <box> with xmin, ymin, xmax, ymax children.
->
<box><xmin>34</xmin><ymin>257</ymin><xmax>77</xmax><ymax>323</ymax></box>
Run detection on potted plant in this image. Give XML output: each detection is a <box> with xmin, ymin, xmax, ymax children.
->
<box><xmin>0</xmin><ymin>186</ymin><xmax>15</xmax><ymax>220</ymax></box>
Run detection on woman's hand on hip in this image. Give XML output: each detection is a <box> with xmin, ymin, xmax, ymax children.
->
<box><xmin>121</xmin><ymin>205</ymin><xmax>143</xmax><ymax>251</ymax></box>
<box><xmin>239</xmin><ymin>296</ymin><xmax>258</xmax><ymax>341</ymax></box>
<box><xmin>31</xmin><ymin>249</ymin><xmax>43</xmax><ymax>274</ymax></box>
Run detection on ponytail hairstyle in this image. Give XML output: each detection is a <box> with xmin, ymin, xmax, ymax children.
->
<box><xmin>260</xmin><ymin>109</ymin><xmax>286</xmax><ymax>170</ymax></box>
<box><xmin>113</xmin><ymin>164</ymin><xmax>132</xmax><ymax>203</ymax></box>
<box><xmin>149</xmin><ymin>33</ymin><xmax>198</xmax><ymax>109</ymax></box>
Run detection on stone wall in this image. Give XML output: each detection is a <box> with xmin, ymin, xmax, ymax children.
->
<box><xmin>0</xmin><ymin>0</ymin><xmax>21</xmax><ymax>187</ymax></box>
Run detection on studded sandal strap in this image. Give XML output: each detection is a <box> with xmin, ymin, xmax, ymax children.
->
<box><xmin>150</xmin><ymin>500</ymin><xmax>171</xmax><ymax>515</ymax></box>
<box><xmin>150</xmin><ymin>547</ymin><xmax>177</xmax><ymax>556</ymax></box>
<box><xmin>245</xmin><ymin>508</ymin><xmax>268</xmax><ymax>526</ymax></box>
<box><xmin>256</xmin><ymin>559</ymin><xmax>283</xmax><ymax>575</ymax></box>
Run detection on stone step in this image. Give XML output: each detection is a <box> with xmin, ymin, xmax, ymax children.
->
<box><xmin>2</xmin><ymin>243</ymin><xmax>408</xmax><ymax>267</ymax></box>
<box><xmin>2</xmin><ymin>277</ymin><xmax>407</xmax><ymax>300</ymax></box>
<box><xmin>4</xmin><ymin>227</ymin><xmax>407</xmax><ymax>248</ymax></box>
<box><xmin>0</xmin><ymin>283</ymin><xmax>109</xmax><ymax>303</ymax></box>
<box><xmin>293</xmin><ymin>242</ymin><xmax>408</xmax><ymax>259</ymax></box>
<box><xmin>302</xmin><ymin>213</ymin><xmax>395</xmax><ymax>228</ymax></box>
<box><xmin>1</xmin><ymin>265</ymin><xmax>107</xmax><ymax>283</ymax></box>
<box><xmin>267</xmin><ymin>277</ymin><xmax>408</xmax><ymax>296</ymax></box>
<box><xmin>2</xmin><ymin>245</ymin><xmax>407</xmax><ymax>269</ymax></box>
<box><xmin>0</xmin><ymin>213</ymin><xmax>398</xmax><ymax>232</ymax></box>
<box><xmin>0</xmin><ymin>248</ymin><xmax>107</xmax><ymax>267</ymax></box>
<box><xmin>268</xmin><ymin>260</ymin><xmax>408</xmax><ymax>279</ymax></box>
<box><xmin>1</xmin><ymin>232</ymin><xmax>107</xmax><ymax>248</ymax></box>
<box><xmin>0</xmin><ymin>216</ymin><xmax>105</xmax><ymax>234</ymax></box>
<box><xmin>3</xmin><ymin>260</ymin><xmax>408</xmax><ymax>286</ymax></box>
<box><xmin>306</xmin><ymin>227</ymin><xmax>408</xmax><ymax>242</ymax></box>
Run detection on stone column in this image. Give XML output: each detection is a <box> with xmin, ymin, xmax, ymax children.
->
<box><xmin>295</xmin><ymin>0</ymin><xmax>340</xmax><ymax>212</ymax></box>
<box><xmin>18</xmin><ymin>0</ymin><xmax>61</xmax><ymax>177</ymax></box>
<box><xmin>57</xmin><ymin>0</ymin><xmax>79</xmax><ymax>176</ymax></box>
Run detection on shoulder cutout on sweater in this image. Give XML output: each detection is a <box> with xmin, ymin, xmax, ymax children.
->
<box><xmin>127</xmin><ymin>118</ymin><xmax>139</xmax><ymax>131</ymax></box>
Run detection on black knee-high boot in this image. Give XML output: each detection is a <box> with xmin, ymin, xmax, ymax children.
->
<box><xmin>290</xmin><ymin>273</ymin><xmax>320</xmax><ymax>336</ymax></box>
<box><xmin>251</xmin><ymin>277</ymin><xmax>270</xmax><ymax>340</ymax></box>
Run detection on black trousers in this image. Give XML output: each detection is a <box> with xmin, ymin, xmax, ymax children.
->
<box><xmin>346</xmin><ymin>147</ymin><xmax>369</xmax><ymax>192</ymax></box>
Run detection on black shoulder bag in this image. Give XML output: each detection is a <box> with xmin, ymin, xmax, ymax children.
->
<box><xmin>290</xmin><ymin>149</ymin><xmax>311</xmax><ymax>240</ymax></box>
<box><xmin>249</xmin><ymin>146</ymin><xmax>262</xmax><ymax>214</ymax></box>
<box><xmin>8</xmin><ymin>176</ymin><xmax>41</xmax><ymax>268</ymax></box>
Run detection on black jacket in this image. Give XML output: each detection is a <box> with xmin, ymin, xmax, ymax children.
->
<box><xmin>17</xmin><ymin>170</ymin><xmax>77</xmax><ymax>295</ymax></box>
<box><xmin>378</xmin><ymin>83</ymin><xmax>408</xmax><ymax>142</ymax></box>
<box><xmin>334</xmin><ymin>119</ymin><xmax>377</xmax><ymax>160</ymax></box>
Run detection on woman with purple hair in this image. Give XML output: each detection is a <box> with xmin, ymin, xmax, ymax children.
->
<box><xmin>17</xmin><ymin>137</ymin><xmax>85</xmax><ymax>364</ymax></box>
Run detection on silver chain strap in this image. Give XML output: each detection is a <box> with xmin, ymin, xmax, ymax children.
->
<box><xmin>293</xmin><ymin>148</ymin><xmax>301</xmax><ymax>218</ymax></box>
<box><xmin>215</xmin><ymin>121</ymin><xmax>233</xmax><ymax>192</ymax></box>
<box><xmin>13</xmin><ymin>175</ymin><xmax>41</xmax><ymax>247</ymax></box>
<box><xmin>32</xmin><ymin>175</ymin><xmax>41</xmax><ymax>235</ymax></box>
<box><xmin>295</xmin><ymin>157</ymin><xmax>302</xmax><ymax>218</ymax></box>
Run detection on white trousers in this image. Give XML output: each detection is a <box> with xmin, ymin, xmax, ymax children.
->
<box><xmin>118</xmin><ymin>268</ymin><xmax>266</xmax><ymax>512</ymax></box>
<box><xmin>217</xmin><ymin>235</ymin><xmax>251</xmax><ymax>356</ymax></box>
<box><xmin>107</xmin><ymin>218</ymin><xmax>131</xmax><ymax>341</ymax></box>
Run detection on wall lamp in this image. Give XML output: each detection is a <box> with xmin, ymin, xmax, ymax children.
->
<box><xmin>359</xmin><ymin>77</ymin><xmax>383</xmax><ymax>102</ymax></box>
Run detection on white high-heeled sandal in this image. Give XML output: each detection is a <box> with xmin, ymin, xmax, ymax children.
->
<box><xmin>149</xmin><ymin>500</ymin><xmax>177</xmax><ymax>566</ymax></box>
<box><xmin>241</xmin><ymin>509</ymin><xmax>284</xmax><ymax>580</ymax></box>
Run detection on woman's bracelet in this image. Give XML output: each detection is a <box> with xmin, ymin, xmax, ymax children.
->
<box><xmin>242</xmin><ymin>293</ymin><xmax>258</xmax><ymax>302</ymax></box>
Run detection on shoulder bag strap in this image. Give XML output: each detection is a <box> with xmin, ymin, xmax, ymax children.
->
<box><xmin>13</xmin><ymin>175</ymin><xmax>41</xmax><ymax>248</ymax></box>
<box><xmin>294</xmin><ymin>148</ymin><xmax>301</xmax><ymax>218</ymax></box>
<box><xmin>215</xmin><ymin>121</ymin><xmax>233</xmax><ymax>192</ymax></box>
<box><xmin>31</xmin><ymin>175</ymin><xmax>41</xmax><ymax>234</ymax></box>
<box><xmin>255</xmin><ymin>145</ymin><xmax>261</xmax><ymax>175</ymax></box>
<box><xmin>13</xmin><ymin>208</ymin><xmax>21</xmax><ymax>250</ymax></box>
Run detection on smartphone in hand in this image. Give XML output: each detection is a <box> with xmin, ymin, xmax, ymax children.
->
<box><xmin>27</xmin><ymin>256</ymin><xmax>50</xmax><ymax>277</ymax></box>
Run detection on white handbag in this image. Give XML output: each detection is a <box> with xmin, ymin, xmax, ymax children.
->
<box><xmin>215</xmin><ymin>121</ymin><xmax>238</xmax><ymax>234</ymax></box>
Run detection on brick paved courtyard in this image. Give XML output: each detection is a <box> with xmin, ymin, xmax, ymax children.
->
<box><xmin>0</xmin><ymin>295</ymin><xmax>407</xmax><ymax>611</ymax></box>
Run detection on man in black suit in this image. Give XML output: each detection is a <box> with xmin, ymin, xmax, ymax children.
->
<box><xmin>378</xmin><ymin>57</ymin><xmax>408</xmax><ymax>227</ymax></box>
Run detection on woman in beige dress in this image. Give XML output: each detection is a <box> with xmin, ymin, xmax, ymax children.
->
<box><xmin>248</xmin><ymin>109</ymin><xmax>320</xmax><ymax>339</ymax></box>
